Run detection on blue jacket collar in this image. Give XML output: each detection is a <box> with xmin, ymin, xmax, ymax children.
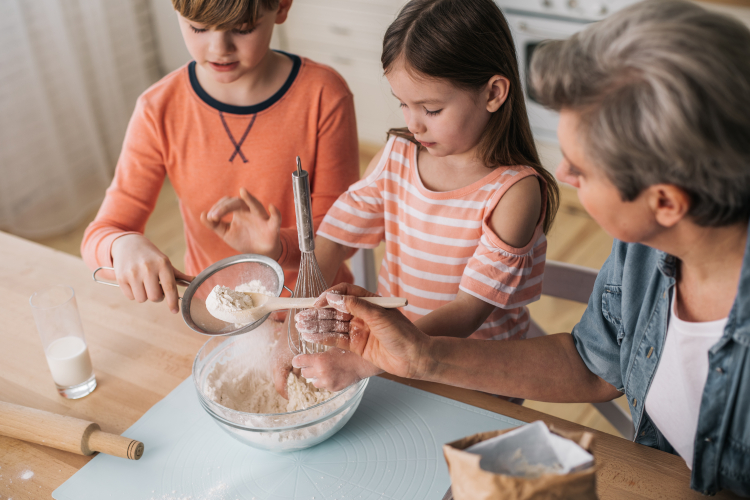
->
<box><xmin>654</xmin><ymin>219</ymin><xmax>750</xmax><ymax>346</ymax></box>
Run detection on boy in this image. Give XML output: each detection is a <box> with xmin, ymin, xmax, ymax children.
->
<box><xmin>82</xmin><ymin>0</ymin><xmax>359</xmax><ymax>314</ymax></box>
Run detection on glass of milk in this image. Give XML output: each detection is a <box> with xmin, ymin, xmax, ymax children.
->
<box><xmin>30</xmin><ymin>285</ymin><xmax>96</xmax><ymax>399</ymax></box>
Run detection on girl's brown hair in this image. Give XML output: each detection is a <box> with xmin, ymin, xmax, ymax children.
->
<box><xmin>172</xmin><ymin>0</ymin><xmax>279</xmax><ymax>31</ymax></box>
<box><xmin>382</xmin><ymin>0</ymin><xmax>558</xmax><ymax>233</ymax></box>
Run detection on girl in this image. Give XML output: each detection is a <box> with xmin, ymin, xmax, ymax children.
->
<box><xmin>265</xmin><ymin>0</ymin><xmax>559</xmax><ymax>394</ymax></box>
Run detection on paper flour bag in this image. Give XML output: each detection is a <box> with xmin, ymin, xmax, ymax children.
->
<box><xmin>443</xmin><ymin>421</ymin><xmax>597</xmax><ymax>500</ymax></box>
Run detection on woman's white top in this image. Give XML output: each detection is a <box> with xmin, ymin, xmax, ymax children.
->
<box><xmin>645</xmin><ymin>289</ymin><xmax>727</xmax><ymax>469</ymax></box>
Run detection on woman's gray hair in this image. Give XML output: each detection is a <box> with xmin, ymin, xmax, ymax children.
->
<box><xmin>530</xmin><ymin>0</ymin><xmax>750</xmax><ymax>226</ymax></box>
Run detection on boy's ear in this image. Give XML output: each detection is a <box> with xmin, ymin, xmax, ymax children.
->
<box><xmin>647</xmin><ymin>184</ymin><xmax>692</xmax><ymax>228</ymax></box>
<box><xmin>486</xmin><ymin>75</ymin><xmax>510</xmax><ymax>113</ymax></box>
<box><xmin>275</xmin><ymin>0</ymin><xmax>293</xmax><ymax>24</ymax></box>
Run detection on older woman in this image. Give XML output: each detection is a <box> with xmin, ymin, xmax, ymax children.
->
<box><xmin>292</xmin><ymin>1</ymin><xmax>750</xmax><ymax>496</ymax></box>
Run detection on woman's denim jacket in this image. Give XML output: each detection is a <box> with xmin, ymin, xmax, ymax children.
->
<box><xmin>571</xmin><ymin>223</ymin><xmax>750</xmax><ymax>496</ymax></box>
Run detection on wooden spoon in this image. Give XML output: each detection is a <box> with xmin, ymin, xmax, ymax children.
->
<box><xmin>207</xmin><ymin>293</ymin><xmax>407</xmax><ymax>325</ymax></box>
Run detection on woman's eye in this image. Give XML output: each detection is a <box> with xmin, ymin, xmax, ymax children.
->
<box><xmin>190</xmin><ymin>25</ymin><xmax>208</xmax><ymax>33</ymax></box>
<box><xmin>425</xmin><ymin>108</ymin><xmax>442</xmax><ymax>116</ymax></box>
<box><xmin>398</xmin><ymin>102</ymin><xmax>407</xmax><ymax>108</ymax></box>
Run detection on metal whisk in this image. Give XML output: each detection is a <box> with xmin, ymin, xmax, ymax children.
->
<box><xmin>287</xmin><ymin>156</ymin><xmax>329</xmax><ymax>355</ymax></box>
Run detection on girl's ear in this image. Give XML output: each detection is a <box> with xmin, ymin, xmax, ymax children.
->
<box><xmin>486</xmin><ymin>75</ymin><xmax>510</xmax><ymax>113</ymax></box>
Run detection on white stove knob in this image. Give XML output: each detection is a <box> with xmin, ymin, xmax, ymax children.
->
<box><xmin>568</xmin><ymin>0</ymin><xmax>578</xmax><ymax>8</ymax></box>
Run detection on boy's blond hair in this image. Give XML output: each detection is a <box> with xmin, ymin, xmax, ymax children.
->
<box><xmin>172</xmin><ymin>0</ymin><xmax>280</xmax><ymax>30</ymax></box>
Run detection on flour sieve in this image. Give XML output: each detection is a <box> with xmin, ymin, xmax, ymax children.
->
<box><xmin>93</xmin><ymin>254</ymin><xmax>290</xmax><ymax>336</ymax></box>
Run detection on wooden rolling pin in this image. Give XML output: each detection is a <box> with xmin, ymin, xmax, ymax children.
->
<box><xmin>0</xmin><ymin>401</ymin><xmax>143</xmax><ymax>460</ymax></box>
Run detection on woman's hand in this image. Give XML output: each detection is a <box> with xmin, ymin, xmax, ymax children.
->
<box><xmin>110</xmin><ymin>234</ymin><xmax>193</xmax><ymax>314</ymax></box>
<box><xmin>200</xmin><ymin>188</ymin><xmax>282</xmax><ymax>259</ymax></box>
<box><xmin>294</xmin><ymin>284</ymin><xmax>433</xmax><ymax>380</ymax></box>
<box><xmin>292</xmin><ymin>291</ymin><xmax>383</xmax><ymax>391</ymax></box>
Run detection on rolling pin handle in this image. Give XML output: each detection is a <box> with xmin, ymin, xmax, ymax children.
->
<box><xmin>86</xmin><ymin>428</ymin><xmax>144</xmax><ymax>460</ymax></box>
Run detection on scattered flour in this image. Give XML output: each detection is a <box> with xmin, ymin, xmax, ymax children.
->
<box><xmin>19</xmin><ymin>470</ymin><xmax>33</xmax><ymax>480</ymax></box>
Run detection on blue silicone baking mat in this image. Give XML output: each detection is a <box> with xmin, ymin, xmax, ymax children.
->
<box><xmin>53</xmin><ymin>376</ymin><xmax>523</xmax><ymax>500</ymax></box>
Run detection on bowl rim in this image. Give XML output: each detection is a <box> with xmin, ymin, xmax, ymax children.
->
<box><xmin>195</xmin><ymin>377</ymin><xmax>369</xmax><ymax>433</ymax></box>
<box><xmin>192</xmin><ymin>335</ymin><xmax>369</xmax><ymax>425</ymax></box>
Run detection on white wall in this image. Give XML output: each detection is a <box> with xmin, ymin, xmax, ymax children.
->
<box><xmin>148</xmin><ymin>0</ymin><xmax>191</xmax><ymax>74</ymax></box>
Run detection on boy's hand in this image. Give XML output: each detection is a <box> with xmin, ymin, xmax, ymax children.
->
<box><xmin>110</xmin><ymin>234</ymin><xmax>193</xmax><ymax>314</ymax></box>
<box><xmin>201</xmin><ymin>188</ymin><xmax>282</xmax><ymax>260</ymax></box>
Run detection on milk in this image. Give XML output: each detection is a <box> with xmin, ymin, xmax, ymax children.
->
<box><xmin>45</xmin><ymin>336</ymin><xmax>93</xmax><ymax>387</ymax></box>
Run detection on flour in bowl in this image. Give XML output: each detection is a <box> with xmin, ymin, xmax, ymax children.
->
<box><xmin>204</xmin><ymin>331</ymin><xmax>332</xmax><ymax>414</ymax></box>
<box><xmin>200</xmin><ymin>322</ymin><xmax>351</xmax><ymax>448</ymax></box>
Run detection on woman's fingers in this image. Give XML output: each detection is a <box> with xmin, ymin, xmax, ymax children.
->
<box><xmin>312</xmin><ymin>284</ymin><xmax>377</xmax><ymax>308</ymax></box>
<box><xmin>300</xmin><ymin>331</ymin><xmax>351</xmax><ymax>348</ymax></box>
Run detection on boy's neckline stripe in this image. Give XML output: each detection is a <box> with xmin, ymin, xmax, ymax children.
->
<box><xmin>188</xmin><ymin>51</ymin><xmax>301</xmax><ymax>115</ymax></box>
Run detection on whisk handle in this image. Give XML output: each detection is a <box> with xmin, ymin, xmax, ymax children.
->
<box><xmin>292</xmin><ymin>157</ymin><xmax>316</xmax><ymax>252</ymax></box>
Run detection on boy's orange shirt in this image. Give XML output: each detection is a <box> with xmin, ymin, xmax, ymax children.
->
<box><xmin>82</xmin><ymin>54</ymin><xmax>359</xmax><ymax>288</ymax></box>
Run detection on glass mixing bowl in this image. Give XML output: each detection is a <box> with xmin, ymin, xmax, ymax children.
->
<box><xmin>192</xmin><ymin>334</ymin><xmax>369</xmax><ymax>453</ymax></box>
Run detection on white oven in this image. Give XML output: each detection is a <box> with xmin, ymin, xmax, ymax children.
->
<box><xmin>498</xmin><ymin>0</ymin><xmax>641</xmax><ymax>143</ymax></box>
<box><xmin>504</xmin><ymin>12</ymin><xmax>589</xmax><ymax>142</ymax></box>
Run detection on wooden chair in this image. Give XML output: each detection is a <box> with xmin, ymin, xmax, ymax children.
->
<box><xmin>527</xmin><ymin>261</ymin><xmax>634</xmax><ymax>440</ymax></box>
<box><xmin>350</xmin><ymin>251</ymin><xmax>634</xmax><ymax>439</ymax></box>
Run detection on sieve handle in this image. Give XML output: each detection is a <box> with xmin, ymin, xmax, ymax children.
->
<box><xmin>92</xmin><ymin>267</ymin><xmax>192</xmax><ymax>288</ymax></box>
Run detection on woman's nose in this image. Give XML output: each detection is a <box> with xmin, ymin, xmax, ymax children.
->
<box><xmin>555</xmin><ymin>161</ymin><xmax>578</xmax><ymax>187</ymax></box>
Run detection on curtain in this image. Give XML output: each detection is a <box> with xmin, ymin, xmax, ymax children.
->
<box><xmin>0</xmin><ymin>0</ymin><xmax>161</xmax><ymax>239</ymax></box>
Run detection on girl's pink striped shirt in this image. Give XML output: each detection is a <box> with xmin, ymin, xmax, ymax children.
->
<box><xmin>318</xmin><ymin>136</ymin><xmax>547</xmax><ymax>340</ymax></box>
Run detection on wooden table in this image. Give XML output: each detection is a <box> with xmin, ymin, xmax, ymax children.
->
<box><xmin>0</xmin><ymin>231</ymin><xmax>739</xmax><ymax>499</ymax></box>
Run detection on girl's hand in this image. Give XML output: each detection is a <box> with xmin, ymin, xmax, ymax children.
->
<box><xmin>110</xmin><ymin>234</ymin><xmax>193</xmax><ymax>314</ymax></box>
<box><xmin>200</xmin><ymin>188</ymin><xmax>282</xmax><ymax>259</ymax></box>
<box><xmin>292</xmin><ymin>348</ymin><xmax>383</xmax><ymax>392</ymax></box>
<box><xmin>271</xmin><ymin>332</ymin><xmax>295</xmax><ymax>399</ymax></box>
<box><xmin>293</xmin><ymin>284</ymin><xmax>432</xmax><ymax>380</ymax></box>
